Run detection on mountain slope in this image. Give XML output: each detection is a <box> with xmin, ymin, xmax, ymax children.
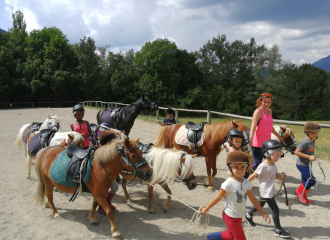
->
<box><xmin>312</xmin><ymin>55</ymin><xmax>330</xmax><ymax>72</ymax></box>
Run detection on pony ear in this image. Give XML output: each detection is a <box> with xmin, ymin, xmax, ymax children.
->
<box><xmin>48</xmin><ymin>115</ymin><xmax>51</xmax><ymax>119</ymax></box>
<box><xmin>232</xmin><ymin>120</ymin><xmax>238</xmax><ymax>128</ymax></box>
<box><xmin>68</xmin><ymin>134</ymin><xmax>74</xmax><ymax>140</ymax></box>
<box><xmin>179</xmin><ymin>157</ymin><xmax>186</xmax><ymax>163</ymax></box>
<box><xmin>135</xmin><ymin>138</ymin><xmax>140</xmax><ymax>143</ymax></box>
<box><xmin>280</xmin><ymin>126</ymin><xmax>286</xmax><ymax>132</ymax></box>
<box><xmin>239</xmin><ymin>119</ymin><xmax>243</xmax><ymax>123</ymax></box>
<box><xmin>124</xmin><ymin>138</ymin><xmax>130</xmax><ymax>147</ymax></box>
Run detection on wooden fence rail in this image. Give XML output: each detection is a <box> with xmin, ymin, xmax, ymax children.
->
<box><xmin>80</xmin><ymin>101</ymin><xmax>330</xmax><ymax>128</ymax></box>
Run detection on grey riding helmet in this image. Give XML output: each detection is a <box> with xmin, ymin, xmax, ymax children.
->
<box><xmin>227</xmin><ymin>129</ymin><xmax>244</xmax><ymax>145</ymax></box>
<box><xmin>73</xmin><ymin>104</ymin><xmax>85</xmax><ymax>116</ymax></box>
<box><xmin>262</xmin><ymin>139</ymin><xmax>284</xmax><ymax>159</ymax></box>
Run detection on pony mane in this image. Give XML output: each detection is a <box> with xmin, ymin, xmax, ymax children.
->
<box><xmin>94</xmin><ymin>139</ymin><xmax>139</xmax><ymax>164</ymax></box>
<box><xmin>282</xmin><ymin>127</ymin><xmax>292</xmax><ymax>139</ymax></box>
<box><xmin>71</xmin><ymin>132</ymin><xmax>84</xmax><ymax>145</ymax></box>
<box><xmin>204</xmin><ymin>121</ymin><xmax>235</xmax><ymax>143</ymax></box>
<box><xmin>146</xmin><ymin>147</ymin><xmax>194</xmax><ymax>185</ymax></box>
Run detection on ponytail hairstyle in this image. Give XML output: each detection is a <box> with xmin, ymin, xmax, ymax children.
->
<box><xmin>255</xmin><ymin>93</ymin><xmax>272</xmax><ymax>108</ymax></box>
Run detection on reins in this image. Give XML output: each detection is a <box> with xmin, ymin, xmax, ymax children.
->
<box><xmin>256</xmin><ymin>176</ymin><xmax>289</xmax><ymax>206</ymax></box>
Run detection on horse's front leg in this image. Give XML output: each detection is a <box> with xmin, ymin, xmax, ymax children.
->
<box><xmin>147</xmin><ymin>184</ymin><xmax>155</xmax><ymax>213</ymax></box>
<box><xmin>94</xmin><ymin>194</ymin><xmax>121</xmax><ymax>238</ymax></box>
<box><xmin>89</xmin><ymin>198</ymin><xmax>98</xmax><ymax>224</ymax></box>
<box><xmin>161</xmin><ymin>183</ymin><xmax>172</xmax><ymax>213</ymax></box>
<box><xmin>44</xmin><ymin>179</ymin><xmax>59</xmax><ymax>218</ymax></box>
<box><xmin>121</xmin><ymin>178</ymin><xmax>133</xmax><ymax>203</ymax></box>
<box><xmin>204</xmin><ymin>157</ymin><xmax>214</xmax><ymax>190</ymax></box>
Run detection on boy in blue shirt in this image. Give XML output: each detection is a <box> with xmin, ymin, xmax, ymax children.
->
<box><xmin>156</xmin><ymin>108</ymin><xmax>176</xmax><ymax>126</ymax></box>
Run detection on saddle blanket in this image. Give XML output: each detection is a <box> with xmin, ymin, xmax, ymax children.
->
<box><xmin>102</xmin><ymin>108</ymin><xmax>123</xmax><ymax>125</ymax></box>
<box><xmin>29</xmin><ymin>131</ymin><xmax>55</xmax><ymax>156</ymax></box>
<box><xmin>174</xmin><ymin>125</ymin><xmax>205</xmax><ymax>149</ymax></box>
<box><xmin>50</xmin><ymin>149</ymin><xmax>93</xmax><ymax>188</ymax></box>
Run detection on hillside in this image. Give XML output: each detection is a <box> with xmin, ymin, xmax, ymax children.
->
<box><xmin>0</xmin><ymin>28</ymin><xmax>7</xmax><ymax>34</ymax></box>
<box><xmin>312</xmin><ymin>55</ymin><xmax>330</xmax><ymax>72</ymax></box>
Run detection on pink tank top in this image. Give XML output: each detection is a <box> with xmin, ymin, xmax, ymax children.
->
<box><xmin>73</xmin><ymin>121</ymin><xmax>90</xmax><ymax>148</ymax></box>
<box><xmin>252</xmin><ymin>108</ymin><xmax>273</xmax><ymax>148</ymax></box>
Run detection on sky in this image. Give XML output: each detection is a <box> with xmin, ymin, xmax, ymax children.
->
<box><xmin>1</xmin><ymin>0</ymin><xmax>330</xmax><ymax>65</ymax></box>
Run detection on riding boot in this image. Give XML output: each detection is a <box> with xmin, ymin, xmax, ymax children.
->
<box><xmin>295</xmin><ymin>183</ymin><xmax>307</xmax><ymax>205</ymax></box>
<box><xmin>303</xmin><ymin>189</ymin><xmax>314</xmax><ymax>204</ymax></box>
<box><xmin>107</xmin><ymin>193</ymin><xmax>116</xmax><ymax>210</ymax></box>
<box><xmin>205</xmin><ymin>232</ymin><xmax>223</xmax><ymax>240</ymax></box>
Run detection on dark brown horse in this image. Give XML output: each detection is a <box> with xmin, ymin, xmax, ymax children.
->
<box><xmin>35</xmin><ymin>138</ymin><xmax>153</xmax><ymax>238</ymax></box>
<box><xmin>153</xmin><ymin>120</ymin><xmax>248</xmax><ymax>188</ymax></box>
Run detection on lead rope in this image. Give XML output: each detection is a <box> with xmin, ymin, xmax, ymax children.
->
<box><xmin>146</xmin><ymin>181</ymin><xmax>210</xmax><ymax>232</ymax></box>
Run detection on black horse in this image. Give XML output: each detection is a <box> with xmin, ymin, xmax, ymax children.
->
<box><xmin>96</xmin><ymin>97</ymin><xmax>158</xmax><ymax>136</ymax></box>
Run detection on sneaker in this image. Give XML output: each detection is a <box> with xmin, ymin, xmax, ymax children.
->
<box><xmin>274</xmin><ymin>229</ymin><xmax>291</xmax><ymax>238</ymax></box>
<box><xmin>245</xmin><ymin>214</ymin><xmax>256</xmax><ymax>227</ymax></box>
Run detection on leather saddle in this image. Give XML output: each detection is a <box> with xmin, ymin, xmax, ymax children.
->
<box><xmin>185</xmin><ymin>121</ymin><xmax>207</xmax><ymax>154</ymax></box>
<box><xmin>109</xmin><ymin>107</ymin><xmax>123</xmax><ymax>128</ymax></box>
<box><xmin>30</xmin><ymin>129</ymin><xmax>56</xmax><ymax>156</ymax></box>
<box><xmin>65</xmin><ymin>145</ymin><xmax>92</xmax><ymax>201</ymax></box>
<box><xmin>89</xmin><ymin>123</ymin><xmax>99</xmax><ymax>148</ymax></box>
<box><xmin>30</xmin><ymin>122</ymin><xmax>42</xmax><ymax>132</ymax></box>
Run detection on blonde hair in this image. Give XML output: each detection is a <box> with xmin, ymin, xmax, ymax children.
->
<box><xmin>255</xmin><ymin>93</ymin><xmax>272</xmax><ymax>108</ymax></box>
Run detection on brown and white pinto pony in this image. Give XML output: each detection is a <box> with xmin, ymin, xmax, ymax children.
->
<box><xmin>153</xmin><ymin>120</ymin><xmax>248</xmax><ymax>188</ymax></box>
<box><xmin>120</xmin><ymin>146</ymin><xmax>197</xmax><ymax>213</ymax></box>
<box><xmin>34</xmin><ymin>138</ymin><xmax>152</xmax><ymax>238</ymax></box>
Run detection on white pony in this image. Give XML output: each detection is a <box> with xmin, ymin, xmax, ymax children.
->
<box><xmin>272</xmin><ymin>125</ymin><xmax>297</xmax><ymax>153</ymax></box>
<box><xmin>24</xmin><ymin>130</ymin><xmax>84</xmax><ymax>179</ymax></box>
<box><xmin>15</xmin><ymin>115</ymin><xmax>60</xmax><ymax>158</ymax></box>
<box><xmin>120</xmin><ymin>146</ymin><xmax>197</xmax><ymax>213</ymax></box>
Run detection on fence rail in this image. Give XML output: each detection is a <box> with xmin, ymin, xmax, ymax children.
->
<box><xmin>0</xmin><ymin>101</ymin><xmax>79</xmax><ymax>109</ymax></box>
<box><xmin>80</xmin><ymin>101</ymin><xmax>330</xmax><ymax>128</ymax></box>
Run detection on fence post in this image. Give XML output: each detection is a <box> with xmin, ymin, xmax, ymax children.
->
<box><xmin>207</xmin><ymin>111</ymin><xmax>211</xmax><ymax>124</ymax></box>
<box><xmin>156</xmin><ymin>109</ymin><xmax>159</xmax><ymax>119</ymax></box>
<box><xmin>111</xmin><ymin>103</ymin><xmax>113</xmax><ymax>108</ymax></box>
<box><xmin>108</xmin><ymin>103</ymin><xmax>110</xmax><ymax>108</ymax></box>
<box><xmin>115</xmin><ymin>103</ymin><xmax>118</xmax><ymax>108</ymax></box>
<box><xmin>175</xmin><ymin>108</ymin><xmax>179</xmax><ymax>124</ymax></box>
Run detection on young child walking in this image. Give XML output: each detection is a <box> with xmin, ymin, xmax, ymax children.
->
<box><xmin>245</xmin><ymin>140</ymin><xmax>291</xmax><ymax>238</ymax></box>
<box><xmin>294</xmin><ymin>121</ymin><xmax>320</xmax><ymax>205</ymax></box>
<box><xmin>156</xmin><ymin>108</ymin><xmax>176</xmax><ymax>126</ymax></box>
<box><xmin>201</xmin><ymin>151</ymin><xmax>271</xmax><ymax>240</ymax></box>
<box><xmin>70</xmin><ymin>104</ymin><xmax>92</xmax><ymax>149</ymax></box>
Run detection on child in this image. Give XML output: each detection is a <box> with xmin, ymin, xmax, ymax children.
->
<box><xmin>70</xmin><ymin>104</ymin><xmax>92</xmax><ymax>149</ymax></box>
<box><xmin>201</xmin><ymin>151</ymin><xmax>271</xmax><ymax>240</ymax></box>
<box><xmin>245</xmin><ymin>139</ymin><xmax>291</xmax><ymax>239</ymax></box>
<box><xmin>294</xmin><ymin>121</ymin><xmax>320</xmax><ymax>205</ymax></box>
<box><xmin>156</xmin><ymin>108</ymin><xmax>176</xmax><ymax>126</ymax></box>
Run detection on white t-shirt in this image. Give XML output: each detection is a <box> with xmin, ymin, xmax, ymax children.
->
<box><xmin>255</xmin><ymin>162</ymin><xmax>278</xmax><ymax>198</ymax></box>
<box><xmin>221</xmin><ymin>177</ymin><xmax>253</xmax><ymax>218</ymax></box>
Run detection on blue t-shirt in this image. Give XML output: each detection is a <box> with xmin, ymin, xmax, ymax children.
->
<box><xmin>163</xmin><ymin>117</ymin><xmax>176</xmax><ymax>126</ymax></box>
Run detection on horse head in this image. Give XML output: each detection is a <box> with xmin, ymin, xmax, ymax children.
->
<box><xmin>121</xmin><ymin>138</ymin><xmax>153</xmax><ymax>182</ymax></box>
<box><xmin>179</xmin><ymin>153</ymin><xmax>197</xmax><ymax>190</ymax></box>
<box><xmin>237</xmin><ymin>119</ymin><xmax>251</xmax><ymax>152</ymax></box>
<box><xmin>139</xmin><ymin>96</ymin><xmax>159</xmax><ymax>113</ymax></box>
<box><xmin>46</xmin><ymin>115</ymin><xmax>60</xmax><ymax>131</ymax></box>
<box><xmin>280</xmin><ymin>126</ymin><xmax>297</xmax><ymax>154</ymax></box>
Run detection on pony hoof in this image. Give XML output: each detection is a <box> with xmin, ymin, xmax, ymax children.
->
<box><xmin>208</xmin><ymin>186</ymin><xmax>215</xmax><ymax>191</ymax></box>
<box><xmin>147</xmin><ymin>208</ymin><xmax>155</xmax><ymax>214</ymax></box>
<box><xmin>162</xmin><ymin>203</ymin><xmax>170</xmax><ymax>213</ymax></box>
<box><xmin>53</xmin><ymin>187</ymin><xmax>58</xmax><ymax>192</ymax></box>
<box><xmin>126</xmin><ymin>198</ymin><xmax>133</xmax><ymax>204</ymax></box>
<box><xmin>54</xmin><ymin>213</ymin><xmax>60</xmax><ymax>219</ymax></box>
<box><xmin>112</xmin><ymin>231</ymin><xmax>122</xmax><ymax>238</ymax></box>
<box><xmin>45</xmin><ymin>202</ymin><xmax>50</xmax><ymax>208</ymax></box>
<box><xmin>26</xmin><ymin>175</ymin><xmax>31</xmax><ymax>179</ymax></box>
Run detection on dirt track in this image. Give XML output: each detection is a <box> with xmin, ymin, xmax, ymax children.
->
<box><xmin>1</xmin><ymin>107</ymin><xmax>329</xmax><ymax>240</ymax></box>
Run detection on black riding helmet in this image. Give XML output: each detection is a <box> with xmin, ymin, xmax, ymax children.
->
<box><xmin>227</xmin><ymin>129</ymin><xmax>244</xmax><ymax>146</ymax></box>
<box><xmin>165</xmin><ymin>108</ymin><xmax>174</xmax><ymax>115</ymax></box>
<box><xmin>262</xmin><ymin>139</ymin><xmax>284</xmax><ymax>159</ymax></box>
<box><xmin>73</xmin><ymin>104</ymin><xmax>85</xmax><ymax>116</ymax></box>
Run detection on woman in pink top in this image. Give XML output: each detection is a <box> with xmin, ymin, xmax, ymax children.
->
<box><xmin>70</xmin><ymin>104</ymin><xmax>92</xmax><ymax>149</ymax></box>
<box><xmin>249</xmin><ymin>93</ymin><xmax>284</xmax><ymax>170</ymax></box>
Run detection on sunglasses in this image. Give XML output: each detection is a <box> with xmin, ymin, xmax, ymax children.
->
<box><xmin>262</xmin><ymin>93</ymin><xmax>272</xmax><ymax>97</ymax></box>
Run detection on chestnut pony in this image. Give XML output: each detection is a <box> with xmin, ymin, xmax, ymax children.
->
<box><xmin>34</xmin><ymin>138</ymin><xmax>152</xmax><ymax>238</ymax></box>
<box><xmin>153</xmin><ymin>120</ymin><xmax>248</xmax><ymax>187</ymax></box>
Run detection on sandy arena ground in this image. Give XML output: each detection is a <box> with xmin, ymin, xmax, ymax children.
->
<box><xmin>1</xmin><ymin>107</ymin><xmax>329</xmax><ymax>240</ymax></box>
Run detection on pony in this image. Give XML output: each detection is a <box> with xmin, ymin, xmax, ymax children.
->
<box><xmin>120</xmin><ymin>146</ymin><xmax>197</xmax><ymax>213</ymax></box>
<box><xmin>96</xmin><ymin>97</ymin><xmax>158</xmax><ymax>136</ymax></box>
<box><xmin>15</xmin><ymin>115</ymin><xmax>60</xmax><ymax>157</ymax></box>
<box><xmin>153</xmin><ymin>119</ymin><xmax>249</xmax><ymax>188</ymax></box>
<box><xmin>34</xmin><ymin>138</ymin><xmax>153</xmax><ymax>238</ymax></box>
<box><xmin>25</xmin><ymin>131</ymin><xmax>84</xmax><ymax>179</ymax></box>
<box><xmin>272</xmin><ymin>125</ymin><xmax>297</xmax><ymax>154</ymax></box>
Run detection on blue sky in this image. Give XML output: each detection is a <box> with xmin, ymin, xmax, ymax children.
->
<box><xmin>1</xmin><ymin>0</ymin><xmax>330</xmax><ymax>65</ymax></box>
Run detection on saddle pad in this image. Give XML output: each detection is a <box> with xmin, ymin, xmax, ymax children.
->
<box><xmin>101</xmin><ymin>109</ymin><xmax>112</xmax><ymax>123</ymax></box>
<box><xmin>174</xmin><ymin>125</ymin><xmax>205</xmax><ymax>149</ymax></box>
<box><xmin>50</xmin><ymin>149</ymin><xmax>93</xmax><ymax>188</ymax></box>
<box><xmin>22</xmin><ymin>125</ymin><xmax>32</xmax><ymax>143</ymax></box>
<box><xmin>29</xmin><ymin>132</ymin><xmax>41</xmax><ymax>156</ymax></box>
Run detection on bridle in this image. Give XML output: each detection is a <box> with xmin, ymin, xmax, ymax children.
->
<box><xmin>48</xmin><ymin>117</ymin><xmax>60</xmax><ymax>131</ymax></box>
<box><xmin>176</xmin><ymin>153</ymin><xmax>196</xmax><ymax>185</ymax></box>
<box><xmin>279</xmin><ymin>130</ymin><xmax>296</xmax><ymax>154</ymax></box>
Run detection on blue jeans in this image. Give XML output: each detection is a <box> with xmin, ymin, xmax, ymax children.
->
<box><xmin>296</xmin><ymin>164</ymin><xmax>315</xmax><ymax>190</ymax></box>
<box><xmin>251</xmin><ymin>147</ymin><xmax>264</xmax><ymax>170</ymax></box>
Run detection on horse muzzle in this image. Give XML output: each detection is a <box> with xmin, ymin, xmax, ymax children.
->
<box><xmin>137</xmin><ymin>170</ymin><xmax>153</xmax><ymax>181</ymax></box>
<box><xmin>183</xmin><ymin>177</ymin><xmax>197</xmax><ymax>190</ymax></box>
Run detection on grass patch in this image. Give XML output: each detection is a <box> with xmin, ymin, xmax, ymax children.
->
<box><xmin>86</xmin><ymin>106</ymin><xmax>330</xmax><ymax>161</ymax></box>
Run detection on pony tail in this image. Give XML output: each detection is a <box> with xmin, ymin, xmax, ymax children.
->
<box><xmin>153</xmin><ymin>126</ymin><xmax>169</xmax><ymax>147</ymax></box>
<box><xmin>34</xmin><ymin>148</ymin><xmax>48</xmax><ymax>206</ymax></box>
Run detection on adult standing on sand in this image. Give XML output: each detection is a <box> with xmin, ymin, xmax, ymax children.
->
<box><xmin>249</xmin><ymin>93</ymin><xmax>284</xmax><ymax>170</ymax></box>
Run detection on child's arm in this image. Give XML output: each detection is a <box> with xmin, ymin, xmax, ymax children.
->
<box><xmin>70</xmin><ymin>123</ymin><xmax>74</xmax><ymax>131</ymax></box>
<box><xmin>201</xmin><ymin>189</ymin><xmax>226</xmax><ymax>214</ymax></box>
<box><xmin>295</xmin><ymin>148</ymin><xmax>316</xmax><ymax>161</ymax></box>
<box><xmin>84</xmin><ymin>121</ymin><xmax>92</xmax><ymax>139</ymax></box>
<box><xmin>276</xmin><ymin>172</ymin><xmax>286</xmax><ymax>179</ymax></box>
<box><xmin>247</xmin><ymin>189</ymin><xmax>271</xmax><ymax>224</ymax></box>
<box><xmin>155</xmin><ymin>119</ymin><xmax>165</xmax><ymax>126</ymax></box>
<box><xmin>272</xmin><ymin>127</ymin><xmax>284</xmax><ymax>143</ymax></box>
<box><xmin>248</xmin><ymin>172</ymin><xmax>258</xmax><ymax>182</ymax></box>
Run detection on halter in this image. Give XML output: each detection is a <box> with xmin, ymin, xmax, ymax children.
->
<box><xmin>278</xmin><ymin>129</ymin><xmax>296</xmax><ymax>153</ymax></box>
<box><xmin>175</xmin><ymin>153</ymin><xmax>196</xmax><ymax>185</ymax></box>
<box><xmin>48</xmin><ymin>117</ymin><xmax>60</xmax><ymax>131</ymax></box>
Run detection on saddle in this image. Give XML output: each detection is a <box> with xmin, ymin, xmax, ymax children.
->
<box><xmin>65</xmin><ymin>145</ymin><xmax>93</xmax><ymax>201</ymax></box>
<box><xmin>138</xmin><ymin>142</ymin><xmax>154</xmax><ymax>158</ymax></box>
<box><xmin>89</xmin><ymin>123</ymin><xmax>99</xmax><ymax>148</ymax></box>
<box><xmin>99</xmin><ymin>130</ymin><xmax>119</xmax><ymax>146</ymax></box>
<box><xmin>30</xmin><ymin>122</ymin><xmax>42</xmax><ymax>132</ymax></box>
<box><xmin>110</xmin><ymin>108</ymin><xmax>123</xmax><ymax>129</ymax></box>
<box><xmin>29</xmin><ymin>129</ymin><xmax>56</xmax><ymax>156</ymax></box>
<box><xmin>185</xmin><ymin>121</ymin><xmax>207</xmax><ymax>154</ymax></box>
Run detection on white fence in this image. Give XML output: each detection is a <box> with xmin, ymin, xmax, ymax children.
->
<box><xmin>80</xmin><ymin>101</ymin><xmax>330</xmax><ymax>128</ymax></box>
